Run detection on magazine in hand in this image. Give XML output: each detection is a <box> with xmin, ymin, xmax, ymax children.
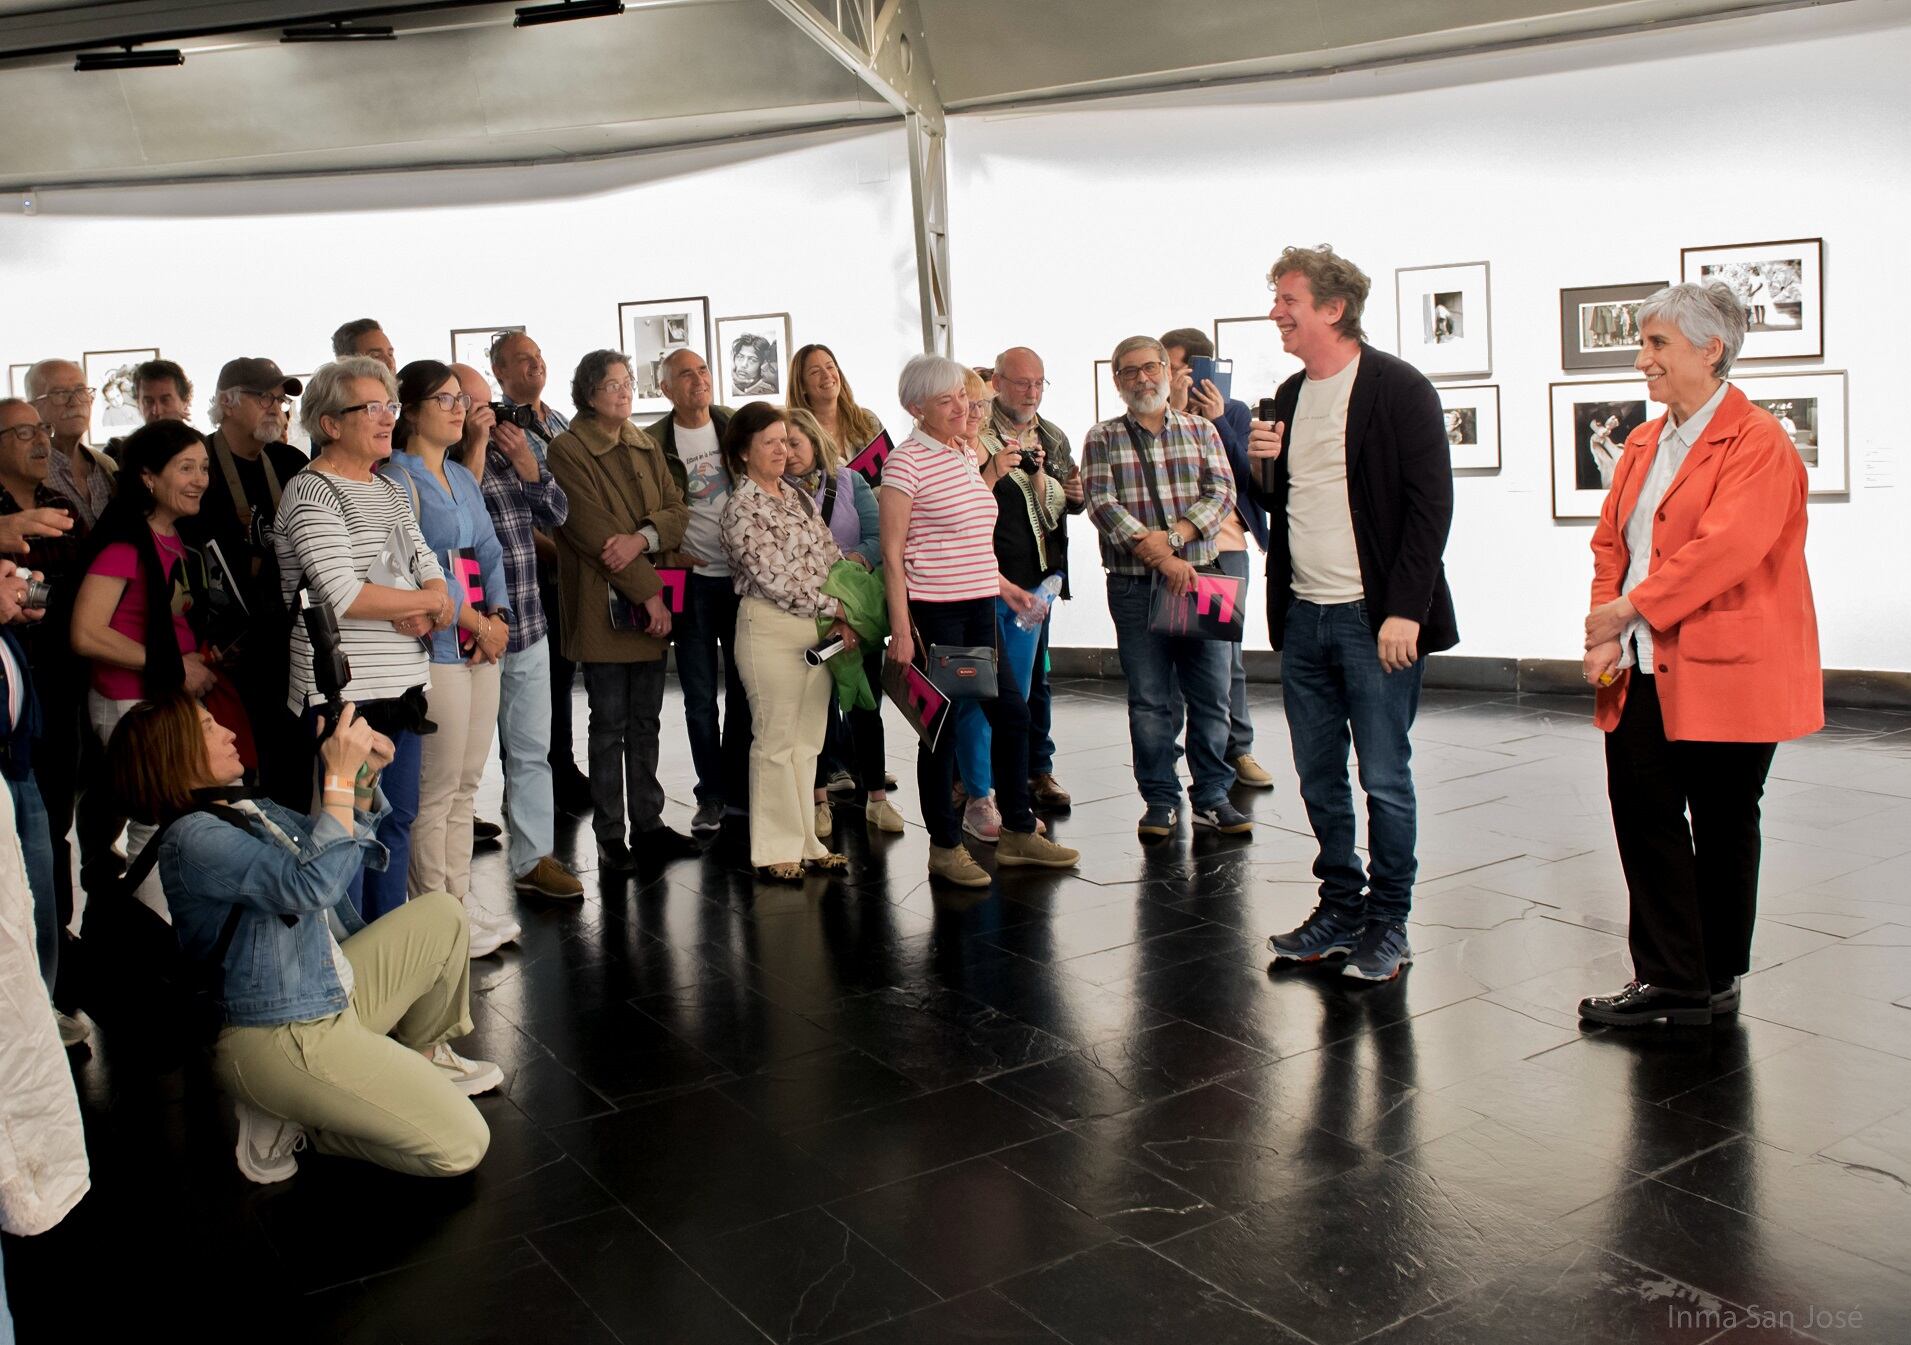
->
<box><xmin>1147</xmin><ymin>569</ymin><xmax>1245</xmax><ymax>642</ymax></box>
<box><xmin>608</xmin><ymin>567</ymin><xmax>688</xmax><ymax>633</ymax></box>
<box><xmin>444</xmin><ymin>547</ymin><xmax>482</xmax><ymax>655</ymax></box>
<box><xmin>847</xmin><ymin>429</ymin><xmax>894</xmax><ymax>486</ymax></box>
<box><xmin>881</xmin><ymin>655</ymin><xmax>951</xmax><ymax>750</ymax></box>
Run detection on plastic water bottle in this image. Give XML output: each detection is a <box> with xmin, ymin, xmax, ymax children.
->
<box><xmin>1015</xmin><ymin>574</ymin><xmax>1064</xmax><ymax>632</ymax></box>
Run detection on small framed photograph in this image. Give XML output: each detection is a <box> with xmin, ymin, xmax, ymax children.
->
<box><xmin>1438</xmin><ymin>384</ymin><xmax>1501</xmax><ymax>471</ymax></box>
<box><xmin>1559</xmin><ymin>281</ymin><xmax>1664</xmax><ymax>371</ymax></box>
<box><xmin>449</xmin><ymin>326</ymin><xmax>525</xmax><ymax>404</ymax></box>
<box><xmin>1738</xmin><ymin>369</ymin><xmax>1848</xmax><ymax>494</ymax></box>
<box><xmin>1550</xmin><ymin>379</ymin><xmax>1663</xmax><ymax>520</ymax></box>
<box><xmin>1092</xmin><ymin>359</ymin><xmax>1117</xmax><ymax>423</ymax></box>
<box><xmin>714</xmin><ymin>313</ymin><xmax>791</xmax><ymax>401</ymax></box>
<box><xmin>618</xmin><ymin>296</ymin><xmax>711</xmax><ymax>419</ymax></box>
<box><xmin>1394</xmin><ymin>262</ymin><xmax>1491</xmax><ymax>380</ymax></box>
<box><xmin>1212</xmin><ymin>316</ymin><xmax>1301</xmax><ymax>407</ymax></box>
<box><xmin>83</xmin><ymin>348</ymin><xmax>158</xmax><ymax>441</ymax></box>
<box><xmin>7</xmin><ymin>364</ymin><xmax>31</xmax><ymax>397</ymax></box>
<box><xmin>1682</xmin><ymin>238</ymin><xmax>1823</xmax><ymax>361</ymax></box>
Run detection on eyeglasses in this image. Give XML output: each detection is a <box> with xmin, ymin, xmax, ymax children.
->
<box><xmin>32</xmin><ymin>386</ymin><xmax>93</xmax><ymax>404</ymax></box>
<box><xmin>967</xmin><ymin>400</ymin><xmax>991</xmax><ymax>415</ymax></box>
<box><xmin>1114</xmin><ymin>360</ymin><xmax>1165</xmax><ymax>382</ymax></box>
<box><xmin>597</xmin><ymin>379</ymin><xmax>637</xmax><ymax>396</ymax></box>
<box><xmin>0</xmin><ymin>424</ymin><xmax>50</xmax><ymax>446</ymax></box>
<box><xmin>996</xmin><ymin>377</ymin><xmax>1048</xmax><ymax>394</ymax></box>
<box><xmin>421</xmin><ymin>392</ymin><xmax>475</xmax><ymax>412</ymax></box>
<box><xmin>338</xmin><ymin>401</ymin><xmax>401</xmax><ymax>420</ymax></box>
<box><xmin>245</xmin><ymin>391</ymin><xmax>291</xmax><ymax>411</ymax></box>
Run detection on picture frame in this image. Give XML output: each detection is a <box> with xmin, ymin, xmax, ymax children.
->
<box><xmin>618</xmin><ymin>295</ymin><xmax>711</xmax><ymax>419</ymax></box>
<box><xmin>1437</xmin><ymin>384</ymin><xmax>1501</xmax><ymax>472</ymax></box>
<box><xmin>1550</xmin><ymin>379</ymin><xmax>1662</xmax><ymax>520</ymax></box>
<box><xmin>1737</xmin><ymin>369</ymin><xmax>1848</xmax><ymax>494</ymax></box>
<box><xmin>1681</xmin><ymin>238</ymin><xmax>1823</xmax><ymax>361</ymax></box>
<box><xmin>1092</xmin><ymin>358</ymin><xmax>1116</xmax><ymax>424</ymax></box>
<box><xmin>7</xmin><ymin>364</ymin><xmax>30</xmax><ymax>397</ymax></box>
<box><xmin>1212</xmin><ymin>315</ymin><xmax>1300</xmax><ymax>407</ymax></box>
<box><xmin>713</xmin><ymin>312</ymin><xmax>791</xmax><ymax>402</ymax></box>
<box><xmin>1393</xmin><ymin>262</ymin><xmax>1491</xmax><ymax>380</ymax></box>
<box><xmin>284</xmin><ymin>374</ymin><xmax>314</xmax><ymax>455</ymax></box>
<box><xmin>449</xmin><ymin>326</ymin><xmax>524</xmax><ymax>404</ymax></box>
<box><xmin>1559</xmin><ymin>281</ymin><xmax>1665</xmax><ymax>371</ymax></box>
<box><xmin>83</xmin><ymin>348</ymin><xmax>159</xmax><ymax>442</ymax></box>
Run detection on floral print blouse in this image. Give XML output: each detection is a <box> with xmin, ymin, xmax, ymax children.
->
<box><xmin>719</xmin><ymin>476</ymin><xmax>843</xmax><ymax>621</ymax></box>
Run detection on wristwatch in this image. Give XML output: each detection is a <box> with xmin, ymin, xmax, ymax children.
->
<box><xmin>1167</xmin><ymin>530</ymin><xmax>1186</xmax><ymax>554</ymax></box>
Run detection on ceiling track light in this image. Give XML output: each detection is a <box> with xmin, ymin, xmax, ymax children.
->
<box><xmin>514</xmin><ymin>0</ymin><xmax>626</xmax><ymax>28</ymax></box>
<box><xmin>281</xmin><ymin>23</ymin><xmax>397</xmax><ymax>43</ymax></box>
<box><xmin>74</xmin><ymin>46</ymin><xmax>184</xmax><ymax>71</ymax></box>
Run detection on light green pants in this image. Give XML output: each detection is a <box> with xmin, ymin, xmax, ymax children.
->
<box><xmin>213</xmin><ymin>890</ymin><xmax>491</xmax><ymax>1178</ymax></box>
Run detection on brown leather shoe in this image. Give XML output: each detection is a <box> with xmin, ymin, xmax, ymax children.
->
<box><xmin>1028</xmin><ymin>773</ymin><xmax>1072</xmax><ymax>809</ymax></box>
<box><xmin>514</xmin><ymin>855</ymin><xmax>584</xmax><ymax>899</ymax></box>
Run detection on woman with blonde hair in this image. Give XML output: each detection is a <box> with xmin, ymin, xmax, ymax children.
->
<box><xmin>788</xmin><ymin>344</ymin><xmax>887</xmax><ymax>467</ymax></box>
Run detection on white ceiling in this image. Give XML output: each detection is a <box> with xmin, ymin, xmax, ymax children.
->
<box><xmin>0</xmin><ymin>0</ymin><xmax>1831</xmax><ymax>187</ymax></box>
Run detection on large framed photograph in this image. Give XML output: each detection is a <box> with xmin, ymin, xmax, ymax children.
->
<box><xmin>449</xmin><ymin>326</ymin><xmax>524</xmax><ymax>404</ymax></box>
<box><xmin>83</xmin><ymin>348</ymin><xmax>158</xmax><ymax>441</ymax></box>
<box><xmin>1438</xmin><ymin>384</ymin><xmax>1501</xmax><ymax>472</ymax></box>
<box><xmin>7</xmin><ymin>364</ymin><xmax>31</xmax><ymax>397</ymax></box>
<box><xmin>1092</xmin><ymin>359</ymin><xmax>1117</xmax><ymax>423</ymax></box>
<box><xmin>1550</xmin><ymin>379</ymin><xmax>1663</xmax><ymax>520</ymax></box>
<box><xmin>1682</xmin><ymin>238</ymin><xmax>1823</xmax><ymax>361</ymax></box>
<box><xmin>1559</xmin><ymin>281</ymin><xmax>1664</xmax><ymax>371</ymax></box>
<box><xmin>1393</xmin><ymin>262</ymin><xmax>1491</xmax><ymax>380</ymax></box>
<box><xmin>1212</xmin><ymin>316</ymin><xmax>1301</xmax><ymax>407</ymax></box>
<box><xmin>714</xmin><ymin>313</ymin><xmax>791</xmax><ymax>401</ymax></box>
<box><xmin>618</xmin><ymin>296</ymin><xmax>710</xmax><ymax>419</ymax></box>
<box><xmin>1738</xmin><ymin>369</ymin><xmax>1848</xmax><ymax>495</ymax></box>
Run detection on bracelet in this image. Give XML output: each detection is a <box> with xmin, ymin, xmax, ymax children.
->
<box><xmin>323</xmin><ymin>774</ymin><xmax>351</xmax><ymax>794</ymax></box>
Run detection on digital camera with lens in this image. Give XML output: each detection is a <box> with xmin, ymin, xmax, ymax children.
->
<box><xmin>490</xmin><ymin>402</ymin><xmax>540</xmax><ymax>433</ymax></box>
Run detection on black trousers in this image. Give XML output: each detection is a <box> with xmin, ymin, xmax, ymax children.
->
<box><xmin>1606</xmin><ymin>674</ymin><xmax>1777</xmax><ymax>995</ymax></box>
<box><xmin>540</xmin><ymin>566</ymin><xmax>580</xmax><ymax>773</ymax></box>
<box><xmin>910</xmin><ymin>597</ymin><xmax>1034</xmax><ymax>849</ymax></box>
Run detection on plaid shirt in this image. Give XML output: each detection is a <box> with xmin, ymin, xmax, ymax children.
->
<box><xmin>1082</xmin><ymin>409</ymin><xmax>1235</xmax><ymax>574</ymax></box>
<box><xmin>479</xmin><ymin>402</ymin><xmax>570</xmax><ymax>653</ymax></box>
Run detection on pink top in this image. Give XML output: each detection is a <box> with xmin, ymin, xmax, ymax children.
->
<box><xmin>881</xmin><ymin>430</ymin><xmax>999</xmax><ymax>603</ymax></box>
<box><xmin>87</xmin><ymin>530</ymin><xmax>196</xmax><ymax>701</ymax></box>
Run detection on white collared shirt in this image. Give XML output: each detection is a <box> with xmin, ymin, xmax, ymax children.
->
<box><xmin>1618</xmin><ymin>381</ymin><xmax>1730</xmax><ymax>670</ymax></box>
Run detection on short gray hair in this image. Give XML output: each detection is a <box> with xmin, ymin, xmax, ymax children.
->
<box><xmin>659</xmin><ymin>346</ymin><xmax>703</xmax><ymax>378</ymax></box>
<box><xmin>1636</xmin><ymin>281</ymin><xmax>1746</xmax><ymax>377</ymax></box>
<box><xmin>570</xmin><ymin>349</ymin><xmax>631</xmax><ymax>415</ymax></box>
<box><xmin>896</xmin><ymin>353</ymin><xmax>970</xmax><ymax>412</ymax></box>
<box><xmin>1111</xmin><ymin>335</ymin><xmax>1166</xmax><ymax>368</ymax></box>
<box><xmin>302</xmin><ymin>357</ymin><xmax>396</xmax><ymax>447</ymax></box>
<box><xmin>22</xmin><ymin>358</ymin><xmax>79</xmax><ymax>400</ymax></box>
<box><xmin>331</xmin><ymin>318</ymin><xmax>384</xmax><ymax>359</ymax></box>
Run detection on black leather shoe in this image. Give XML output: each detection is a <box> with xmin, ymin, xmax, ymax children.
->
<box><xmin>472</xmin><ymin>817</ymin><xmax>503</xmax><ymax>844</ymax></box>
<box><xmin>597</xmin><ymin>839</ymin><xmax>635</xmax><ymax>872</ymax></box>
<box><xmin>634</xmin><ymin>825</ymin><xmax>701</xmax><ymax>863</ymax></box>
<box><xmin>554</xmin><ymin>768</ymin><xmax>594</xmax><ymax>815</ymax></box>
<box><xmin>1710</xmin><ymin>977</ymin><xmax>1742</xmax><ymax>1014</ymax></box>
<box><xmin>1578</xmin><ymin>981</ymin><xmax>1712</xmax><ymax>1027</ymax></box>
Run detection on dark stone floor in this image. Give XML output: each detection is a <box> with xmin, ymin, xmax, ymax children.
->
<box><xmin>6</xmin><ymin>679</ymin><xmax>1910</xmax><ymax>1343</ymax></box>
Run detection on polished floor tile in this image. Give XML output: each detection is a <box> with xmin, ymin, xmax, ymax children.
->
<box><xmin>14</xmin><ymin>685</ymin><xmax>1909</xmax><ymax>1342</ymax></box>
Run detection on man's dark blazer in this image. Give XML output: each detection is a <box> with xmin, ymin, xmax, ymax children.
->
<box><xmin>1245</xmin><ymin>344</ymin><xmax>1458</xmax><ymax>654</ymax></box>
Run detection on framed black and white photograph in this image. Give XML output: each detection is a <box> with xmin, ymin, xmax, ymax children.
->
<box><xmin>1558</xmin><ymin>282</ymin><xmax>1663</xmax><ymax>371</ymax></box>
<box><xmin>618</xmin><ymin>296</ymin><xmax>711</xmax><ymax>419</ymax></box>
<box><xmin>1212</xmin><ymin>316</ymin><xmax>1300</xmax><ymax>407</ymax></box>
<box><xmin>284</xmin><ymin>374</ymin><xmax>314</xmax><ymax>455</ymax></box>
<box><xmin>714</xmin><ymin>313</ymin><xmax>790</xmax><ymax>401</ymax></box>
<box><xmin>7</xmin><ymin>364</ymin><xmax>30</xmax><ymax>397</ymax></box>
<box><xmin>1550</xmin><ymin>379</ymin><xmax>1663</xmax><ymax>520</ymax></box>
<box><xmin>1394</xmin><ymin>262</ymin><xmax>1491</xmax><ymax>380</ymax></box>
<box><xmin>449</xmin><ymin>326</ymin><xmax>524</xmax><ymax>404</ymax></box>
<box><xmin>83</xmin><ymin>348</ymin><xmax>158</xmax><ymax>441</ymax></box>
<box><xmin>1438</xmin><ymin>383</ymin><xmax>1501</xmax><ymax>472</ymax></box>
<box><xmin>1682</xmin><ymin>238</ymin><xmax>1823</xmax><ymax>361</ymax></box>
<box><xmin>1738</xmin><ymin>369</ymin><xmax>1848</xmax><ymax>494</ymax></box>
<box><xmin>1091</xmin><ymin>359</ymin><xmax>1117</xmax><ymax>423</ymax></box>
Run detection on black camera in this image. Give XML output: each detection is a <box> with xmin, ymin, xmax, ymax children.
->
<box><xmin>300</xmin><ymin>588</ymin><xmax>352</xmax><ymax>739</ymax></box>
<box><xmin>1017</xmin><ymin>450</ymin><xmax>1039</xmax><ymax>474</ymax></box>
<box><xmin>22</xmin><ymin>579</ymin><xmax>52</xmax><ymax>610</ymax></box>
<box><xmin>490</xmin><ymin>401</ymin><xmax>539</xmax><ymax>433</ymax></box>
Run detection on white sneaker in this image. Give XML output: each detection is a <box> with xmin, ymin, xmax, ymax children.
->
<box><xmin>463</xmin><ymin>898</ymin><xmax>520</xmax><ymax>958</ymax></box>
<box><xmin>426</xmin><ymin>1042</ymin><xmax>504</xmax><ymax>1096</ymax></box>
<box><xmin>234</xmin><ymin>1100</ymin><xmax>304</xmax><ymax>1184</ymax></box>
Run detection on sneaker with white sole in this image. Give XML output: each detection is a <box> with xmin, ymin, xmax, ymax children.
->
<box><xmin>690</xmin><ymin>800</ymin><xmax>725</xmax><ymax>834</ymax></box>
<box><xmin>814</xmin><ymin>800</ymin><xmax>834</xmax><ymax>839</ymax></box>
<box><xmin>962</xmin><ymin>794</ymin><xmax>1002</xmax><ymax>843</ymax></box>
<box><xmin>1137</xmin><ymin>805</ymin><xmax>1177</xmax><ymax>838</ymax></box>
<box><xmin>234</xmin><ymin>1100</ymin><xmax>305</xmax><ymax>1184</ymax></box>
<box><xmin>1342</xmin><ymin>920</ymin><xmax>1413</xmax><ymax>982</ymax></box>
<box><xmin>1190</xmin><ymin>801</ymin><xmax>1254</xmax><ymax>834</ymax></box>
<box><xmin>426</xmin><ymin>1041</ymin><xmax>504</xmax><ymax>1096</ymax></box>
<box><xmin>865</xmin><ymin>798</ymin><xmax>905</xmax><ymax>833</ymax></box>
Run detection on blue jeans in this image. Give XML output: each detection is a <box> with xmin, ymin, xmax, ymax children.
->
<box><xmin>1106</xmin><ymin>574</ymin><xmax>1233</xmax><ymax>811</ymax></box>
<box><xmin>9</xmin><ymin>775</ymin><xmax>56</xmax><ymax>996</ymax></box>
<box><xmin>1027</xmin><ymin>615</ymin><xmax>1056</xmax><ymax>777</ymax></box>
<box><xmin>306</xmin><ymin>709</ymin><xmax>421</xmax><ymax>921</ymax></box>
<box><xmin>1281</xmin><ymin>599</ymin><xmax>1424</xmax><ymax>924</ymax></box>
<box><xmin>498</xmin><ymin>636</ymin><xmax>555</xmax><ymax>878</ymax></box>
<box><xmin>954</xmin><ymin>600</ymin><xmax>1043</xmax><ymax>798</ymax></box>
<box><xmin>910</xmin><ymin>597</ymin><xmax>1035</xmax><ymax>849</ymax></box>
<box><xmin>1215</xmin><ymin>549</ymin><xmax>1255</xmax><ymax>758</ymax></box>
<box><xmin>674</xmin><ymin>572</ymin><xmax>751</xmax><ymax>808</ymax></box>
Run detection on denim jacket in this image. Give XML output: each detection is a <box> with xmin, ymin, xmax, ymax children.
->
<box><xmin>159</xmin><ymin>791</ymin><xmax>390</xmax><ymax>1028</ymax></box>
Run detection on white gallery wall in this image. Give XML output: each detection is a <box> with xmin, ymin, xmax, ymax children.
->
<box><xmin>951</xmin><ymin>0</ymin><xmax>1911</xmax><ymax>672</ymax></box>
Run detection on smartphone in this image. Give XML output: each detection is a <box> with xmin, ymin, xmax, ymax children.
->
<box><xmin>1188</xmin><ymin>356</ymin><xmax>1232</xmax><ymax>402</ymax></box>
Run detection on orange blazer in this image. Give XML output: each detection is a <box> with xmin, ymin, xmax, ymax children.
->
<box><xmin>1589</xmin><ymin>384</ymin><xmax>1822</xmax><ymax>743</ymax></box>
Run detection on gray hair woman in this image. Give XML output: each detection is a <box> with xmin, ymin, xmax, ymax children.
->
<box><xmin>878</xmin><ymin>354</ymin><xmax>1078</xmax><ymax>887</ymax></box>
<box><xmin>1577</xmin><ymin>281</ymin><xmax>1822</xmax><ymax>1028</ymax></box>
<box><xmin>275</xmin><ymin>355</ymin><xmax>454</xmax><ymax>921</ymax></box>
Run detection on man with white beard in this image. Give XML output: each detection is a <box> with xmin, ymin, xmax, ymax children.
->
<box><xmin>1081</xmin><ymin>335</ymin><xmax>1250</xmax><ymax>840</ymax></box>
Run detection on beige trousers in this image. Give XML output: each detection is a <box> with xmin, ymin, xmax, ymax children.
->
<box><xmin>735</xmin><ymin>596</ymin><xmax>833</xmax><ymax>867</ymax></box>
<box><xmin>213</xmin><ymin>891</ymin><xmax>489</xmax><ymax>1178</ymax></box>
<box><xmin>410</xmin><ymin>660</ymin><xmax>502</xmax><ymax>899</ymax></box>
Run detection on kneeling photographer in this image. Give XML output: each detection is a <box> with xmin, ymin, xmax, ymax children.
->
<box><xmin>107</xmin><ymin>694</ymin><xmax>498</xmax><ymax>1184</ymax></box>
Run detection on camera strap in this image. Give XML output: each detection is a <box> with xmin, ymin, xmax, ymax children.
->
<box><xmin>210</xmin><ymin>430</ymin><xmax>283</xmax><ymax>535</ymax></box>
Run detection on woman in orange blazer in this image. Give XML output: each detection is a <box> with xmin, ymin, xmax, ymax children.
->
<box><xmin>1576</xmin><ymin>281</ymin><xmax>1821</xmax><ymax>1029</ymax></box>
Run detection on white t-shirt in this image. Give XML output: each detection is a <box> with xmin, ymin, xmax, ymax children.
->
<box><xmin>1285</xmin><ymin>355</ymin><xmax>1365</xmax><ymax>604</ymax></box>
<box><xmin>675</xmin><ymin>419</ymin><xmax>730</xmax><ymax>577</ymax></box>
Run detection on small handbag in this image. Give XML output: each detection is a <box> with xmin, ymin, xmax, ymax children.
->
<box><xmin>919</xmin><ymin>626</ymin><xmax>998</xmax><ymax>701</ymax></box>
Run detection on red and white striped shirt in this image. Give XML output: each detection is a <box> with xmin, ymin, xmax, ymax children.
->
<box><xmin>881</xmin><ymin>429</ymin><xmax>1000</xmax><ymax>602</ymax></box>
